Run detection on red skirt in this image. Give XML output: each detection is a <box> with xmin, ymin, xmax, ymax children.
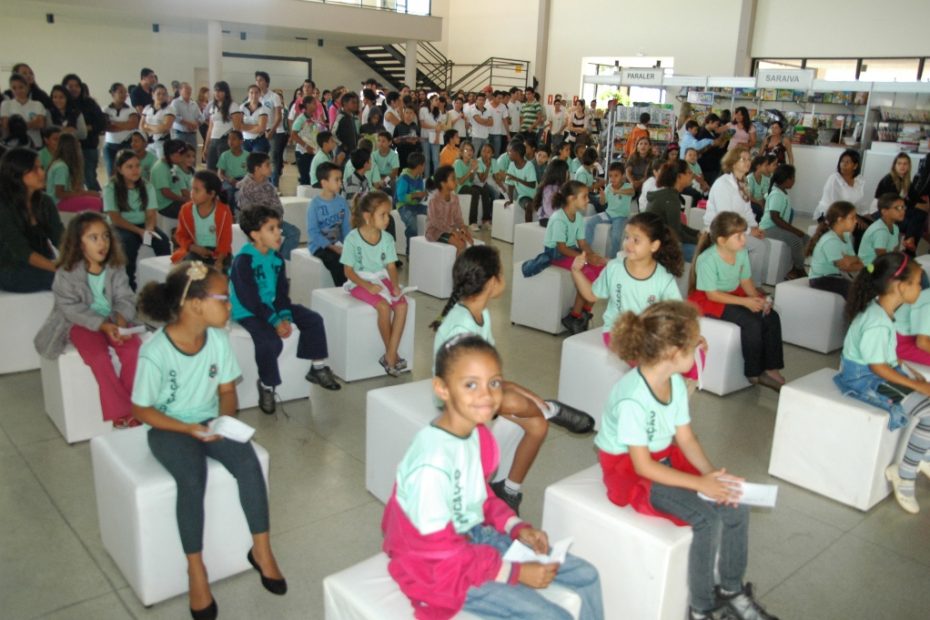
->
<box><xmin>598</xmin><ymin>445</ymin><xmax>701</xmax><ymax>527</ymax></box>
<box><xmin>687</xmin><ymin>287</ymin><xmax>746</xmax><ymax>319</ymax></box>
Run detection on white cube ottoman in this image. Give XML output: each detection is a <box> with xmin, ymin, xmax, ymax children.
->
<box><xmin>542</xmin><ymin>465</ymin><xmax>691</xmax><ymax>620</ymax></box>
<box><xmin>510</xmin><ymin>262</ymin><xmax>577</xmax><ymax>335</ymax></box>
<box><xmin>41</xmin><ymin>345</ymin><xmax>114</xmax><ymax>444</ymax></box>
<box><xmin>296</xmin><ymin>185</ymin><xmax>321</xmax><ymax>200</ymax></box>
<box><xmin>491</xmin><ymin>199</ymin><xmax>516</xmax><ymax>243</ymax></box>
<box><xmin>455</xmin><ymin>193</ymin><xmax>472</xmax><ymax>225</ymax></box>
<box><xmin>91</xmin><ymin>427</ymin><xmax>270</xmax><ymax>606</ymax></box>
<box><xmin>280</xmin><ymin>196</ymin><xmax>309</xmax><ymax>243</ymax></box>
<box><xmin>409</xmin><ymin>236</ymin><xmax>456</xmax><ymax>298</ymax></box>
<box><xmin>323</xmin><ymin>553</ymin><xmax>582</xmax><ymax>619</ymax></box>
<box><xmin>232</xmin><ymin>223</ymin><xmax>249</xmax><ymax>256</ymax></box>
<box><xmin>0</xmin><ymin>289</ymin><xmax>53</xmax><ymax>374</ymax></box>
<box><xmin>763</xmin><ymin>238</ymin><xmax>792</xmax><ymax>286</ymax></box>
<box><xmin>311</xmin><ymin>287</ymin><xmax>416</xmax><ymax>382</ymax></box>
<box><xmin>289</xmin><ymin>248</ymin><xmax>336</xmax><ymax>309</ymax></box>
<box><xmin>365</xmin><ymin>379</ymin><xmax>524</xmax><ymax>504</ymax></box>
<box><xmin>558</xmin><ymin>329</ymin><xmax>629</xmax><ymax>430</ymax></box>
<box><xmin>513</xmin><ymin>222</ymin><xmax>547</xmax><ymax>263</ymax></box>
<box><xmin>773</xmin><ymin>277</ymin><xmax>846</xmax><ymax>353</ymax></box>
<box><xmin>228</xmin><ymin>322</ymin><xmax>312</xmax><ymax>409</ymax></box>
<box><xmin>687</xmin><ymin>208</ymin><xmax>705</xmax><ymax>231</ymax></box>
<box><xmin>136</xmin><ymin>255</ymin><xmax>173</xmax><ymax>291</ymax></box>
<box><xmin>389</xmin><ymin>210</ymin><xmax>408</xmax><ymax>257</ymax></box>
<box><xmin>156</xmin><ymin>214</ymin><xmax>178</xmax><ymax>239</ymax></box>
<box><xmin>698</xmin><ymin>317</ymin><xmax>752</xmax><ymax>396</ymax></box>
<box><xmin>768</xmin><ymin>367</ymin><xmax>915</xmax><ymax>511</ymax></box>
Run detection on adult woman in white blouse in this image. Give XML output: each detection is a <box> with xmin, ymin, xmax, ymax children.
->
<box><xmin>240</xmin><ymin>85</ymin><xmax>269</xmax><ymax>153</ymax></box>
<box><xmin>703</xmin><ymin>146</ymin><xmax>768</xmax><ymax>285</ymax></box>
<box><xmin>813</xmin><ymin>149</ymin><xmax>868</xmax><ymax>249</ymax></box>
<box><xmin>201</xmin><ymin>81</ymin><xmax>242</xmax><ymax>172</ymax></box>
<box><xmin>140</xmin><ymin>84</ymin><xmax>176</xmax><ymax>160</ymax></box>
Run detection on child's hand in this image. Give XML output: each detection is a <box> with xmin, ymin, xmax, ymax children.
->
<box><xmin>699</xmin><ymin>468</ymin><xmax>742</xmax><ymax>504</ymax></box>
<box><xmin>99</xmin><ymin>321</ymin><xmax>122</xmax><ymax>344</ymax></box>
<box><xmin>517</xmin><ymin>527</ymin><xmax>550</xmax><ymax>555</ymax></box>
<box><xmin>188</xmin><ymin>423</ymin><xmax>221</xmax><ymax>442</ymax></box>
<box><xmin>744</xmin><ymin>296</ymin><xmax>766</xmax><ymax>313</ymax></box>
<box><xmin>587</xmin><ymin>253</ymin><xmax>606</xmax><ymax>267</ymax></box>
<box><xmin>571</xmin><ymin>253</ymin><xmax>587</xmax><ymax>272</ymax></box>
<box><xmin>750</xmin><ymin>227</ymin><xmax>765</xmax><ymax>239</ymax></box>
<box><xmin>276</xmin><ymin>320</ymin><xmax>293</xmax><ymax>338</ymax></box>
<box><xmin>365</xmin><ymin>282</ymin><xmax>382</xmax><ymax>295</ymax></box>
<box><xmin>518</xmin><ymin>562</ymin><xmax>559</xmax><ymax>589</ymax></box>
<box><xmin>330</xmin><ymin>245</ymin><xmax>343</xmax><ymax>255</ymax></box>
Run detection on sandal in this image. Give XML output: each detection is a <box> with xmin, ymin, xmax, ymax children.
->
<box><xmin>379</xmin><ymin>355</ymin><xmax>401</xmax><ymax>377</ymax></box>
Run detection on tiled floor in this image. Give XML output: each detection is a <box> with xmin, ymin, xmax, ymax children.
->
<box><xmin>3</xmin><ymin>168</ymin><xmax>930</xmax><ymax>619</ymax></box>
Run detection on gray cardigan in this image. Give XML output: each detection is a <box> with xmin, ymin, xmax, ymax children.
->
<box><xmin>34</xmin><ymin>262</ymin><xmax>136</xmax><ymax>358</ymax></box>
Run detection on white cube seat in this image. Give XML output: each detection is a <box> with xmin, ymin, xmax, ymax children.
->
<box><xmin>513</xmin><ymin>222</ymin><xmax>547</xmax><ymax>263</ymax></box>
<box><xmin>156</xmin><ymin>214</ymin><xmax>178</xmax><ymax>238</ymax></box>
<box><xmin>311</xmin><ymin>287</ymin><xmax>416</xmax><ymax>382</ymax></box>
<box><xmin>289</xmin><ymin>248</ymin><xmax>335</xmax><ymax>309</ymax></box>
<box><xmin>365</xmin><ymin>379</ymin><xmax>524</xmax><ymax>503</ymax></box>
<box><xmin>390</xmin><ymin>210</ymin><xmax>408</xmax><ymax>257</ymax></box>
<box><xmin>91</xmin><ymin>427</ymin><xmax>270</xmax><ymax>606</ymax></box>
<box><xmin>136</xmin><ymin>255</ymin><xmax>173</xmax><ymax>291</ymax></box>
<box><xmin>510</xmin><ymin>262</ymin><xmax>577</xmax><ymax>335</ymax></box>
<box><xmin>417</xmin><ymin>214</ymin><xmax>427</xmax><ymax>237</ymax></box>
<box><xmin>41</xmin><ymin>345</ymin><xmax>114</xmax><ymax>443</ymax></box>
<box><xmin>491</xmin><ymin>199</ymin><xmax>516</xmax><ymax>243</ymax></box>
<box><xmin>455</xmin><ymin>193</ymin><xmax>472</xmax><ymax>224</ymax></box>
<box><xmin>280</xmin><ymin>196</ymin><xmax>309</xmax><ymax>243</ymax></box>
<box><xmin>542</xmin><ymin>465</ymin><xmax>691</xmax><ymax>620</ymax></box>
<box><xmin>773</xmin><ymin>277</ymin><xmax>845</xmax><ymax>353</ymax></box>
<box><xmin>558</xmin><ymin>329</ymin><xmax>629</xmax><ymax>430</ymax></box>
<box><xmin>769</xmin><ymin>367</ymin><xmax>911</xmax><ymax>511</ymax></box>
<box><xmin>323</xmin><ymin>553</ymin><xmax>582</xmax><ymax>619</ymax></box>
<box><xmin>406</xmin><ymin>237</ymin><xmax>484</xmax><ymax>298</ymax></box>
<box><xmin>232</xmin><ymin>223</ymin><xmax>248</xmax><ymax>256</ymax></box>
<box><xmin>763</xmin><ymin>238</ymin><xmax>792</xmax><ymax>286</ymax></box>
<box><xmin>296</xmin><ymin>185</ymin><xmax>321</xmax><ymax>200</ymax></box>
<box><xmin>698</xmin><ymin>317</ymin><xmax>751</xmax><ymax>396</ymax></box>
<box><xmin>228</xmin><ymin>322</ymin><xmax>311</xmax><ymax>409</ymax></box>
<box><xmin>687</xmin><ymin>208</ymin><xmax>705</xmax><ymax>231</ymax></box>
<box><xmin>0</xmin><ymin>289</ymin><xmax>53</xmax><ymax>374</ymax></box>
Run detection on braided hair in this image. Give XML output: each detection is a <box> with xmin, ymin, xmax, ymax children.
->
<box><xmin>429</xmin><ymin>245</ymin><xmax>502</xmax><ymax>331</ymax></box>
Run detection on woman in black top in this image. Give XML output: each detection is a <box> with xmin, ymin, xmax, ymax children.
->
<box><xmin>392</xmin><ymin>106</ymin><xmax>421</xmax><ymax>170</ymax></box>
<box><xmin>62</xmin><ymin>74</ymin><xmax>106</xmax><ymax>191</ymax></box>
<box><xmin>0</xmin><ymin>148</ymin><xmax>64</xmax><ymax>291</ymax></box>
<box><xmin>875</xmin><ymin>152</ymin><xmax>929</xmax><ymax>255</ymax></box>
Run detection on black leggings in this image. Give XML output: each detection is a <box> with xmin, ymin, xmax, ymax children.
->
<box><xmin>314</xmin><ymin>247</ymin><xmax>348</xmax><ymax>286</ymax></box>
<box><xmin>147</xmin><ymin>427</ymin><xmax>269</xmax><ymax>554</ymax></box>
<box><xmin>460</xmin><ymin>185</ymin><xmax>493</xmax><ymax>224</ymax></box>
<box><xmin>719</xmin><ymin>305</ymin><xmax>784</xmax><ymax>378</ymax></box>
<box><xmin>809</xmin><ymin>276</ymin><xmax>850</xmax><ymax>300</ymax></box>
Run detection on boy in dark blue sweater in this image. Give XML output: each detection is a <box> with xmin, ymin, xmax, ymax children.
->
<box><xmin>230</xmin><ymin>206</ymin><xmax>340</xmax><ymax>414</ymax></box>
<box><xmin>308</xmin><ymin>162</ymin><xmax>352</xmax><ymax>286</ymax></box>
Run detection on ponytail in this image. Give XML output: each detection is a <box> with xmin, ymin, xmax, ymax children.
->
<box><xmin>845</xmin><ymin>252</ymin><xmax>915</xmax><ymax>323</ymax></box>
<box><xmin>429</xmin><ymin>245</ymin><xmax>502</xmax><ymax>331</ymax></box>
<box><xmin>552</xmin><ymin>180</ymin><xmax>587</xmax><ymax>211</ymax></box>
<box><xmin>808</xmin><ymin>200</ymin><xmax>855</xmax><ymax>257</ymax></box>
<box><xmin>137</xmin><ymin>261</ymin><xmax>222</xmax><ymax>324</ymax></box>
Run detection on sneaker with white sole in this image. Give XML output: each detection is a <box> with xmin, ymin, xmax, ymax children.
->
<box><xmin>919</xmin><ymin>460</ymin><xmax>930</xmax><ymax>481</ymax></box>
<box><xmin>717</xmin><ymin>583</ymin><xmax>778</xmax><ymax>620</ymax></box>
<box><xmin>885</xmin><ymin>465</ymin><xmax>919</xmax><ymax>514</ymax></box>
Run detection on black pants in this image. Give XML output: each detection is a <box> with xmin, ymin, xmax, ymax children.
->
<box><xmin>296</xmin><ymin>151</ymin><xmax>312</xmax><ymax>186</ymax></box>
<box><xmin>903</xmin><ymin>205</ymin><xmax>929</xmax><ymax>254</ymax></box>
<box><xmin>314</xmin><ymin>247</ymin><xmax>348</xmax><ymax>286</ymax></box>
<box><xmin>810</xmin><ymin>276</ymin><xmax>850</xmax><ymax>300</ymax></box>
<box><xmin>147</xmin><ymin>427</ymin><xmax>269</xmax><ymax>554</ymax></box>
<box><xmin>720</xmin><ymin>305</ymin><xmax>784</xmax><ymax>378</ymax></box>
<box><xmin>271</xmin><ymin>133</ymin><xmax>288</xmax><ymax>188</ymax></box>
<box><xmin>460</xmin><ymin>185</ymin><xmax>493</xmax><ymax>224</ymax></box>
<box><xmin>237</xmin><ymin>304</ymin><xmax>328</xmax><ymax>386</ymax></box>
<box><xmin>159</xmin><ymin>201</ymin><xmax>184</xmax><ymax>220</ymax></box>
<box><xmin>0</xmin><ymin>265</ymin><xmax>54</xmax><ymax>292</ymax></box>
<box><xmin>117</xmin><ymin>227</ymin><xmax>171</xmax><ymax>289</ymax></box>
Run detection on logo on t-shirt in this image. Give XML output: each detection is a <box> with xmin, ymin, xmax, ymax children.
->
<box><xmin>209</xmin><ymin>363</ymin><xmax>218</xmax><ymax>379</ymax></box>
<box><xmin>647</xmin><ymin>295</ymin><xmax>656</xmax><ymax>304</ymax></box>
<box><xmin>451</xmin><ymin>469</ymin><xmax>468</xmax><ymax>527</ymax></box>
<box><xmin>646</xmin><ymin>410</ymin><xmax>657</xmax><ymax>442</ymax></box>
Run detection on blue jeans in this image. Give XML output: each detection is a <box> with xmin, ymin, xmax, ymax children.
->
<box><xmin>422</xmin><ymin>142</ymin><xmax>440</xmax><ymax>178</ymax></box>
<box><xmin>471</xmin><ymin>137</ymin><xmax>488</xmax><ymax>158</ymax></box>
<box><xmin>649</xmin><ymin>483</ymin><xmax>749</xmax><ymax>614</ymax></box>
<box><xmin>461</xmin><ymin>525</ymin><xmax>603</xmax><ymax>620</ymax></box>
<box><xmin>584</xmin><ymin>213</ymin><xmax>626</xmax><ymax>260</ymax></box>
<box><xmin>682</xmin><ymin>243</ymin><xmax>696</xmax><ymax>262</ymax></box>
<box><xmin>82</xmin><ymin>147</ymin><xmax>101</xmax><ymax>191</ymax></box>
<box><xmin>103</xmin><ymin>141</ymin><xmax>128</xmax><ymax>177</ymax></box>
<box><xmin>834</xmin><ymin>357</ymin><xmax>926</xmax><ymax>430</ymax></box>
<box><xmin>280</xmin><ymin>220</ymin><xmax>300</xmax><ymax>260</ymax></box>
<box><xmin>490</xmin><ymin>134</ymin><xmax>505</xmax><ymax>157</ymax></box>
<box><xmin>243</xmin><ymin>136</ymin><xmax>270</xmax><ymax>153</ymax></box>
<box><xmin>398</xmin><ymin>203</ymin><xmax>428</xmax><ymax>254</ymax></box>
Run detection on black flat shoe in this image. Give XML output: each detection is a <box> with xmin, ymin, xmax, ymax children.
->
<box><xmin>247</xmin><ymin>549</ymin><xmax>288</xmax><ymax>595</ymax></box>
<box><xmin>190</xmin><ymin>598</ymin><xmax>217</xmax><ymax>620</ymax></box>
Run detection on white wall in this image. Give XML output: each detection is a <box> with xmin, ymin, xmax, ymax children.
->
<box><xmin>544</xmin><ymin>0</ymin><xmax>749</xmax><ymax>100</ymax></box>
<box><xmin>752</xmin><ymin>0</ymin><xmax>930</xmax><ymax>59</ymax></box>
<box><xmin>0</xmin><ymin>13</ymin><xmax>375</xmax><ymax>104</ymax></box>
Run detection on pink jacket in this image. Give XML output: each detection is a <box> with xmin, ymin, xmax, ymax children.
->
<box><xmin>381</xmin><ymin>424</ymin><xmax>531</xmax><ymax>620</ymax></box>
<box><xmin>426</xmin><ymin>192</ymin><xmax>465</xmax><ymax>242</ymax></box>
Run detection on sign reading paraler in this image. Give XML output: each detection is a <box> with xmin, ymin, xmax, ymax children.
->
<box><xmin>756</xmin><ymin>69</ymin><xmax>814</xmax><ymax>91</ymax></box>
<box><xmin>621</xmin><ymin>68</ymin><xmax>664</xmax><ymax>86</ymax></box>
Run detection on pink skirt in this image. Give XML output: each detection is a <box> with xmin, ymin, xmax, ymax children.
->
<box><xmin>896</xmin><ymin>333</ymin><xmax>930</xmax><ymax>365</ymax></box>
<box><xmin>349</xmin><ymin>278</ymin><xmax>407</xmax><ymax>308</ymax></box>
<box><xmin>551</xmin><ymin>255</ymin><xmax>604</xmax><ymax>282</ymax></box>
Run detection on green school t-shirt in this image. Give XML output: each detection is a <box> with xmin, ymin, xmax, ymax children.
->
<box><xmin>604</xmin><ymin>183</ymin><xmax>633</xmax><ymax>218</ymax></box>
<box><xmin>747</xmin><ymin>173</ymin><xmax>770</xmax><ymax>202</ymax></box>
<box><xmin>858</xmin><ymin>219</ymin><xmax>899</xmax><ymax>266</ymax></box>
<box><xmin>217</xmin><ymin>149</ymin><xmax>248</xmax><ymax>181</ymax></box>
<box><xmin>309</xmin><ymin>150</ymin><xmax>333</xmax><ymax>186</ymax></box>
<box><xmin>843</xmin><ymin>300</ymin><xmax>898</xmax><ymax>366</ymax></box>
<box><xmin>595</xmin><ymin>369</ymin><xmax>690</xmax><ymax>455</ymax></box>
<box><xmin>45</xmin><ymin>160</ymin><xmax>72</xmax><ymax>206</ymax></box>
<box><xmin>810</xmin><ymin>230</ymin><xmax>854</xmax><ymax>279</ymax></box>
<box><xmin>544</xmin><ymin>208</ymin><xmax>584</xmax><ymax>249</ymax></box>
<box><xmin>131</xmin><ymin>327</ymin><xmax>241</xmax><ymax>424</ymax></box>
<box><xmin>139</xmin><ymin>151</ymin><xmax>158</xmax><ymax>182</ymax></box>
<box><xmin>894</xmin><ymin>288</ymin><xmax>930</xmax><ymax>338</ymax></box>
<box><xmin>87</xmin><ymin>269</ymin><xmax>111</xmax><ymax>317</ymax></box>
<box><xmin>193</xmin><ymin>206</ymin><xmax>217</xmax><ymax>248</ymax></box>
<box><xmin>453</xmin><ymin>159</ymin><xmax>476</xmax><ymax>191</ymax></box>
<box><xmin>371</xmin><ymin>148</ymin><xmax>400</xmax><ymax>178</ymax></box>
<box><xmin>103</xmin><ymin>182</ymin><xmax>159</xmax><ymax>226</ymax></box>
<box><xmin>433</xmin><ymin>304</ymin><xmax>495</xmax><ymax>370</ymax></box>
<box><xmin>759</xmin><ymin>186</ymin><xmax>793</xmax><ymax>230</ymax></box>
<box><xmin>592</xmin><ymin>258</ymin><xmax>681</xmax><ymax>333</ymax></box>
<box><xmin>505</xmin><ymin>161</ymin><xmax>537</xmax><ymax>201</ymax></box>
<box><xmin>573</xmin><ymin>166</ymin><xmax>595</xmax><ymax>188</ymax></box>
<box><xmin>340</xmin><ymin>228</ymin><xmax>397</xmax><ymax>274</ymax></box>
<box><xmin>150</xmin><ymin>160</ymin><xmax>183</xmax><ymax>211</ymax></box>
<box><xmin>695</xmin><ymin>246</ymin><xmax>751</xmax><ymax>292</ymax></box>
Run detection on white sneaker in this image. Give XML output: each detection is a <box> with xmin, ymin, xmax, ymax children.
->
<box><xmin>885</xmin><ymin>465</ymin><xmax>920</xmax><ymax>514</ymax></box>
<box><xmin>469</xmin><ymin>223</ymin><xmax>480</xmax><ymax>232</ymax></box>
<box><xmin>919</xmin><ymin>460</ymin><xmax>930</xmax><ymax>481</ymax></box>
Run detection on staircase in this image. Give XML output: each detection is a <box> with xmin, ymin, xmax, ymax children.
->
<box><xmin>346</xmin><ymin>42</ymin><xmax>452</xmax><ymax>91</ymax></box>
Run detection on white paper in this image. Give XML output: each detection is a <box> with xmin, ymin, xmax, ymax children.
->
<box><xmin>118</xmin><ymin>325</ymin><xmax>147</xmax><ymax>336</ymax></box>
<box><xmin>694</xmin><ymin>347</ymin><xmax>704</xmax><ymax>391</ymax></box>
<box><xmin>195</xmin><ymin>416</ymin><xmax>256</xmax><ymax>442</ymax></box>
<box><xmin>503</xmin><ymin>537</ymin><xmax>573</xmax><ymax>565</ymax></box>
<box><xmin>142</xmin><ymin>231</ymin><xmax>153</xmax><ymax>247</ymax></box>
<box><xmin>699</xmin><ymin>482</ymin><xmax>778</xmax><ymax>508</ymax></box>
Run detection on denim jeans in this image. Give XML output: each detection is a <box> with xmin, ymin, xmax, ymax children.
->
<box><xmin>280</xmin><ymin>220</ymin><xmax>301</xmax><ymax>260</ymax></box>
<box><xmin>682</xmin><ymin>243</ymin><xmax>696</xmax><ymax>262</ymax></box>
<box><xmin>398</xmin><ymin>203</ymin><xmax>428</xmax><ymax>254</ymax></box>
<box><xmin>649</xmin><ymin>483</ymin><xmax>748</xmax><ymax>613</ymax></box>
<box><xmin>103</xmin><ymin>141</ymin><xmax>129</xmax><ymax>177</ymax></box>
<box><xmin>206</xmin><ymin>137</ymin><xmax>229</xmax><ymax>172</ymax></box>
<box><xmin>271</xmin><ymin>133</ymin><xmax>288</xmax><ymax>187</ymax></box>
<box><xmin>584</xmin><ymin>213</ymin><xmax>626</xmax><ymax>260</ymax></box>
<box><xmin>834</xmin><ymin>357</ymin><xmax>929</xmax><ymax>430</ymax></box>
<box><xmin>244</xmin><ymin>136</ymin><xmax>270</xmax><ymax>153</ymax></box>
<box><xmin>422</xmin><ymin>141</ymin><xmax>440</xmax><ymax>178</ymax></box>
<box><xmin>490</xmin><ymin>134</ymin><xmax>505</xmax><ymax>157</ymax></box>
<box><xmin>82</xmin><ymin>147</ymin><xmax>101</xmax><ymax>191</ymax></box>
<box><xmin>461</xmin><ymin>525</ymin><xmax>603</xmax><ymax>620</ymax></box>
<box><xmin>471</xmin><ymin>137</ymin><xmax>487</xmax><ymax>158</ymax></box>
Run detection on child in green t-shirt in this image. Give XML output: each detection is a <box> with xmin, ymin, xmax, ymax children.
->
<box><xmin>216</xmin><ymin>130</ymin><xmax>248</xmax><ymax>213</ymax></box>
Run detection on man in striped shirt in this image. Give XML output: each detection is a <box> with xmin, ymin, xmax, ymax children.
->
<box><xmin>519</xmin><ymin>87</ymin><xmax>544</xmax><ymax>142</ymax></box>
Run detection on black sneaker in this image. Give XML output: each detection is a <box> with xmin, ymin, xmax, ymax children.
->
<box><xmin>560</xmin><ymin>313</ymin><xmax>585</xmax><ymax>335</ymax></box>
<box><xmin>306</xmin><ymin>365</ymin><xmax>341</xmax><ymax>390</ymax></box>
<box><xmin>690</xmin><ymin>606</ymin><xmax>738</xmax><ymax>620</ymax></box>
<box><xmin>489</xmin><ymin>480</ymin><xmax>523</xmax><ymax>515</ymax></box>
<box><xmin>257</xmin><ymin>380</ymin><xmax>276</xmax><ymax>415</ymax></box>
<box><xmin>546</xmin><ymin>400</ymin><xmax>595</xmax><ymax>434</ymax></box>
<box><xmin>717</xmin><ymin>584</ymin><xmax>778</xmax><ymax>620</ymax></box>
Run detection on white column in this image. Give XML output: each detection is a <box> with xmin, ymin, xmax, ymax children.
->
<box><xmin>732</xmin><ymin>0</ymin><xmax>757</xmax><ymax>76</ymax></box>
<box><xmin>208</xmin><ymin>20</ymin><xmax>222</xmax><ymax>87</ymax></box>
<box><xmin>404</xmin><ymin>40</ymin><xmax>418</xmax><ymax>88</ymax></box>
<box><xmin>534</xmin><ymin>0</ymin><xmax>550</xmax><ymax>92</ymax></box>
